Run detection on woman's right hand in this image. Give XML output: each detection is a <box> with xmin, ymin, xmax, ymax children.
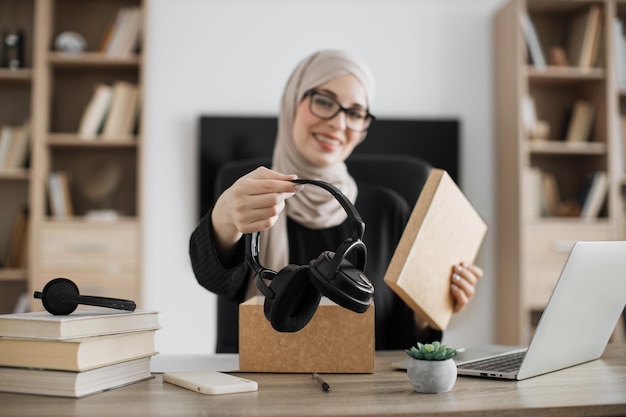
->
<box><xmin>211</xmin><ymin>167</ymin><xmax>302</xmax><ymax>253</ymax></box>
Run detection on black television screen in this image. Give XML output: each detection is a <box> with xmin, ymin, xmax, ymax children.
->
<box><xmin>198</xmin><ymin>116</ymin><xmax>459</xmax><ymax>218</ymax></box>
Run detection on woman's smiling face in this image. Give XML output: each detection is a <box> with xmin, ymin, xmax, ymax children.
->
<box><xmin>291</xmin><ymin>74</ymin><xmax>368</xmax><ymax>167</ymax></box>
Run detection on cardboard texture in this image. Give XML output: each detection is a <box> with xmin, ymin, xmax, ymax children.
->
<box><xmin>239</xmin><ymin>296</ymin><xmax>374</xmax><ymax>373</ymax></box>
<box><xmin>383</xmin><ymin>169</ymin><xmax>487</xmax><ymax>331</ymax></box>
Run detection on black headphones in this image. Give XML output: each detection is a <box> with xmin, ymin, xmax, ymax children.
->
<box><xmin>245</xmin><ymin>179</ymin><xmax>374</xmax><ymax>333</ymax></box>
<box><xmin>34</xmin><ymin>278</ymin><xmax>136</xmax><ymax>315</ymax></box>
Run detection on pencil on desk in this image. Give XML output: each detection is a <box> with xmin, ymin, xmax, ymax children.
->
<box><xmin>312</xmin><ymin>373</ymin><xmax>330</xmax><ymax>392</ymax></box>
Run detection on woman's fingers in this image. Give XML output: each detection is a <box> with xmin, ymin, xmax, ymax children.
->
<box><xmin>228</xmin><ymin>168</ymin><xmax>302</xmax><ymax>233</ymax></box>
<box><xmin>450</xmin><ymin>262</ymin><xmax>483</xmax><ymax>313</ymax></box>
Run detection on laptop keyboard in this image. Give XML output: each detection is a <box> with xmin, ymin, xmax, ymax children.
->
<box><xmin>457</xmin><ymin>350</ymin><xmax>526</xmax><ymax>373</ymax></box>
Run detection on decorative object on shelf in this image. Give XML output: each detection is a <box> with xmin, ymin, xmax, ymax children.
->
<box><xmin>54</xmin><ymin>31</ymin><xmax>87</xmax><ymax>54</ymax></box>
<box><xmin>78</xmin><ymin>157</ymin><xmax>122</xmax><ymax>209</ymax></box>
<box><xmin>549</xmin><ymin>46</ymin><xmax>568</xmax><ymax>66</ymax></box>
<box><xmin>2</xmin><ymin>28</ymin><xmax>24</xmax><ymax>69</ymax></box>
<box><xmin>529</xmin><ymin>120</ymin><xmax>550</xmax><ymax>141</ymax></box>
<box><xmin>405</xmin><ymin>341</ymin><xmax>458</xmax><ymax>394</ymax></box>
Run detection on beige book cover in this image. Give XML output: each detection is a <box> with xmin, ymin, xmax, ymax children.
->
<box><xmin>566</xmin><ymin>4</ymin><xmax>601</xmax><ymax>67</ymax></box>
<box><xmin>383</xmin><ymin>169</ymin><xmax>487</xmax><ymax>331</ymax></box>
<box><xmin>77</xmin><ymin>83</ymin><xmax>113</xmax><ymax>139</ymax></box>
<box><xmin>101</xmin><ymin>81</ymin><xmax>139</xmax><ymax>140</ymax></box>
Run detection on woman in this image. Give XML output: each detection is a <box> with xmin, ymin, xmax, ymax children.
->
<box><xmin>189</xmin><ymin>50</ymin><xmax>482</xmax><ymax>351</ymax></box>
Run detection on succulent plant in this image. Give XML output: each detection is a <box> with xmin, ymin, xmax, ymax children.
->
<box><xmin>406</xmin><ymin>341</ymin><xmax>458</xmax><ymax>361</ymax></box>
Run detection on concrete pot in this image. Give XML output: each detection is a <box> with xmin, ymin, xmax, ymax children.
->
<box><xmin>407</xmin><ymin>358</ymin><xmax>457</xmax><ymax>394</ymax></box>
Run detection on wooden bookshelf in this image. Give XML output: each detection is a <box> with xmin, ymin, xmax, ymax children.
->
<box><xmin>0</xmin><ymin>0</ymin><xmax>34</xmax><ymax>313</ymax></box>
<box><xmin>0</xmin><ymin>0</ymin><xmax>144</xmax><ymax>313</ymax></box>
<box><xmin>494</xmin><ymin>0</ymin><xmax>624</xmax><ymax>344</ymax></box>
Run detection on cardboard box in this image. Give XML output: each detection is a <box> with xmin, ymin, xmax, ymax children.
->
<box><xmin>239</xmin><ymin>296</ymin><xmax>374</xmax><ymax>373</ymax></box>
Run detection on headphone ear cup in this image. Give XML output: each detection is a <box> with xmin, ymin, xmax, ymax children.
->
<box><xmin>265</xmin><ymin>264</ymin><xmax>321</xmax><ymax>332</ymax></box>
<box><xmin>310</xmin><ymin>251</ymin><xmax>373</xmax><ymax>314</ymax></box>
<box><xmin>37</xmin><ymin>278</ymin><xmax>80</xmax><ymax>315</ymax></box>
<box><xmin>33</xmin><ymin>278</ymin><xmax>136</xmax><ymax>315</ymax></box>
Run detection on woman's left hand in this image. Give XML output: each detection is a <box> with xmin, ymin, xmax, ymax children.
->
<box><xmin>450</xmin><ymin>262</ymin><xmax>483</xmax><ymax>313</ymax></box>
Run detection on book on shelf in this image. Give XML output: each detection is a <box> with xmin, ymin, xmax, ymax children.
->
<box><xmin>566</xmin><ymin>4</ymin><xmax>602</xmax><ymax>68</ymax></box>
<box><xmin>540</xmin><ymin>171</ymin><xmax>561</xmax><ymax>217</ymax></box>
<box><xmin>589</xmin><ymin>7</ymin><xmax>604</xmax><ymax>68</ymax></box>
<box><xmin>77</xmin><ymin>83</ymin><xmax>114</xmax><ymax>139</ymax></box>
<box><xmin>564</xmin><ymin>100</ymin><xmax>595</xmax><ymax>142</ymax></box>
<box><xmin>0</xmin><ymin>356</ymin><xmax>152</xmax><ymax>398</ymax></box>
<box><xmin>47</xmin><ymin>171</ymin><xmax>74</xmax><ymax>219</ymax></box>
<box><xmin>0</xmin><ymin>307</ymin><xmax>160</xmax><ymax>339</ymax></box>
<box><xmin>0</xmin><ymin>329</ymin><xmax>157</xmax><ymax>371</ymax></box>
<box><xmin>529</xmin><ymin>168</ymin><xmax>584</xmax><ymax>218</ymax></box>
<box><xmin>580</xmin><ymin>171</ymin><xmax>608</xmax><ymax>219</ymax></box>
<box><xmin>613</xmin><ymin>17</ymin><xmax>626</xmax><ymax>87</ymax></box>
<box><xmin>99</xmin><ymin>6</ymin><xmax>142</xmax><ymax>57</ymax></box>
<box><xmin>0</xmin><ymin>119</ymin><xmax>30</xmax><ymax>170</ymax></box>
<box><xmin>101</xmin><ymin>81</ymin><xmax>139</xmax><ymax>140</ymax></box>
<box><xmin>4</xmin><ymin>120</ymin><xmax>30</xmax><ymax>170</ymax></box>
<box><xmin>616</xmin><ymin>115</ymin><xmax>626</xmax><ymax>176</ymax></box>
<box><xmin>57</xmin><ymin>171</ymin><xmax>73</xmax><ymax>218</ymax></box>
<box><xmin>520</xmin><ymin>12</ymin><xmax>546</xmax><ymax>68</ymax></box>
<box><xmin>527</xmin><ymin>168</ymin><xmax>543</xmax><ymax>218</ymax></box>
<box><xmin>3</xmin><ymin>205</ymin><xmax>28</xmax><ymax>268</ymax></box>
<box><xmin>383</xmin><ymin>169</ymin><xmax>487</xmax><ymax>331</ymax></box>
<box><xmin>521</xmin><ymin>95</ymin><xmax>538</xmax><ymax>136</ymax></box>
<box><xmin>0</xmin><ymin>125</ymin><xmax>14</xmax><ymax>169</ymax></box>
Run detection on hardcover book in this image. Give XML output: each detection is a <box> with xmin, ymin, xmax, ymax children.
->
<box><xmin>101</xmin><ymin>81</ymin><xmax>139</xmax><ymax>140</ymax></box>
<box><xmin>0</xmin><ymin>357</ymin><xmax>152</xmax><ymax>398</ymax></box>
<box><xmin>580</xmin><ymin>171</ymin><xmax>608</xmax><ymax>219</ymax></box>
<box><xmin>383</xmin><ymin>169</ymin><xmax>487</xmax><ymax>330</ymax></box>
<box><xmin>0</xmin><ymin>308</ymin><xmax>160</xmax><ymax>339</ymax></box>
<box><xmin>0</xmin><ymin>329</ymin><xmax>157</xmax><ymax>371</ymax></box>
<box><xmin>566</xmin><ymin>4</ymin><xmax>601</xmax><ymax>68</ymax></box>
<box><xmin>520</xmin><ymin>12</ymin><xmax>546</xmax><ymax>67</ymax></box>
<box><xmin>77</xmin><ymin>83</ymin><xmax>113</xmax><ymax>139</ymax></box>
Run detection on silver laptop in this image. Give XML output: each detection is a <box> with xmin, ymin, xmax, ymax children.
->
<box><xmin>456</xmin><ymin>240</ymin><xmax>626</xmax><ymax>380</ymax></box>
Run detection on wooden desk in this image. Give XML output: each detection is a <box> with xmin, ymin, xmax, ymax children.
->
<box><xmin>1</xmin><ymin>344</ymin><xmax>625</xmax><ymax>417</ymax></box>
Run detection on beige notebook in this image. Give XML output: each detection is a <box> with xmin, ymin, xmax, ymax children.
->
<box><xmin>383</xmin><ymin>169</ymin><xmax>487</xmax><ymax>330</ymax></box>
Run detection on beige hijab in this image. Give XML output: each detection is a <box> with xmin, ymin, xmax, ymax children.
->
<box><xmin>259</xmin><ymin>50</ymin><xmax>376</xmax><ymax>273</ymax></box>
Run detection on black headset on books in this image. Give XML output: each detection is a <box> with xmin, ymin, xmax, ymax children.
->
<box><xmin>245</xmin><ymin>178</ymin><xmax>374</xmax><ymax>333</ymax></box>
<box><xmin>34</xmin><ymin>278</ymin><xmax>136</xmax><ymax>315</ymax></box>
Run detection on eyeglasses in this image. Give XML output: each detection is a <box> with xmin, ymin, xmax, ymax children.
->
<box><xmin>303</xmin><ymin>90</ymin><xmax>375</xmax><ymax>132</ymax></box>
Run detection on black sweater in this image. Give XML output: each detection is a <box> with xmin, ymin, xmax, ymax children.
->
<box><xmin>189</xmin><ymin>183</ymin><xmax>441</xmax><ymax>351</ymax></box>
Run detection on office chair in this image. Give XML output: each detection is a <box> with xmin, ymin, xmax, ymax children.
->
<box><xmin>213</xmin><ymin>154</ymin><xmax>433</xmax><ymax>353</ymax></box>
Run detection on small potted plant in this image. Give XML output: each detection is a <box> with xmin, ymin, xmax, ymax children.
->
<box><xmin>405</xmin><ymin>341</ymin><xmax>458</xmax><ymax>394</ymax></box>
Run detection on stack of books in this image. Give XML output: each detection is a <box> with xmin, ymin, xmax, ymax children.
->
<box><xmin>0</xmin><ymin>307</ymin><xmax>159</xmax><ymax>398</ymax></box>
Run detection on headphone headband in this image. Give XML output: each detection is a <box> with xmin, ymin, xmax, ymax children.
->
<box><xmin>246</xmin><ymin>178</ymin><xmax>366</xmax><ymax>297</ymax></box>
<box><xmin>291</xmin><ymin>179</ymin><xmax>365</xmax><ymax>241</ymax></box>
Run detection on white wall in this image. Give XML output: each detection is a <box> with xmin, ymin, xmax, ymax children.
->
<box><xmin>144</xmin><ymin>0</ymin><xmax>507</xmax><ymax>354</ymax></box>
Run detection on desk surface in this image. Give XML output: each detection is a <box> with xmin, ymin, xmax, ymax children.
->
<box><xmin>1</xmin><ymin>344</ymin><xmax>625</xmax><ymax>417</ymax></box>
